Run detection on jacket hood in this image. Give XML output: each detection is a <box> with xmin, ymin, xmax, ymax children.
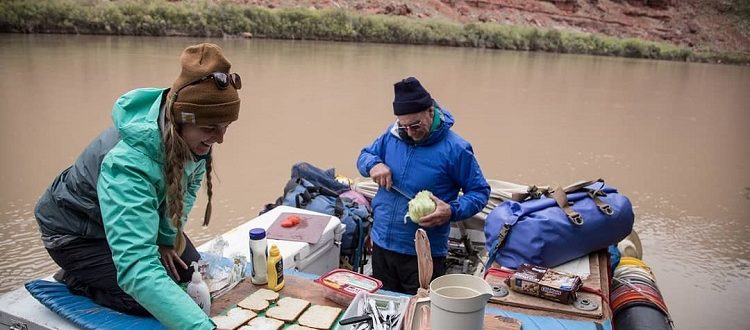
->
<box><xmin>111</xmin><ymin>88</ymin><xmax>166</xmax><ymax>164</ymax></box>
<box><xmin>389</xmin><ymin>103</ymin><xmax>455</xmax><ymax>146</ymax></box>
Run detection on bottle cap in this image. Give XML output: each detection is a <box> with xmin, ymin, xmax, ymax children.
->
<box><xmin>269</xmin><ymin>244</ymin><xmax>280</xmax><ymax>256</ymax></box>
<box><xmin>190</xmin><ymin>261</ymin><xmax>202</xmax><ymax>282</ymax></box>
<box><xmin>249</xmin><ymin>228</ymin><xmax>266</xmax><ymax>240</ymax></box>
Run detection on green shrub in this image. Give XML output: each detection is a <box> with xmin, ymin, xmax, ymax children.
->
<box><xmin>0</xmin><ymin>0</ymin><xmax>746</xmax><ymax>64</ymax></box>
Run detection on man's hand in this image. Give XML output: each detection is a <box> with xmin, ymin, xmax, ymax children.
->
<box><xmin>369</xmin><ymin>163</ymin><xmax>393</xmax><ymax>190</ymax></box>
<box><xmin>159</xmin><ymin>245</ymin><xmax>188</xmax><ymax>281</ymax></box>
<box><xmin>418</xmin><ymin>195</ymin><xmax>452</xmax><ymax>227</ymax></box>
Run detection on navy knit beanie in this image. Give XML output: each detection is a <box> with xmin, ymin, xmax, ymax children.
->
<box><xmin>392</xmin><ymin>77</ymin><xmax>433</xmax><ymax>115</ymax></box>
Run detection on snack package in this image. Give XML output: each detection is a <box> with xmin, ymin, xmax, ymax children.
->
<box><xmin>509</xmin><ymin>263</ymin><xmax>582</xmax><ymax>304</ymax></box>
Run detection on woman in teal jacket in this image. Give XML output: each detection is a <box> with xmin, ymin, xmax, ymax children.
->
<box><xmin>34</xmin><ymin>43</ymin><xmax>242</xmax><ymax>329</ymax></box>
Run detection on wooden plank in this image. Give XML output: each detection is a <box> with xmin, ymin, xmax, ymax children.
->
<box><xmin>212</xmin><ymin>273</ymin><xmax>522</xmax><ymax>330</ymax></box>
<box><xmin>596</xmin><ymin>250</ymin><xmax>613</xmax><ymax>321</ymax></box>
<box><xmin>211</xmin><ymin>276</ymin><xmax>340</xmax><ymax>316</ymax></box>
<box><xmin>486</xmin><ymin>252</ymin><xmax>608</xmax><ymax>321</ymax></box>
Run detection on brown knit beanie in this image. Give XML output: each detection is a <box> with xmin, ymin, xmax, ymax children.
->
<box><xmin>167</xmin><ymin>43</ymin><xmax>240</xmax><ymax>125</ymax></box>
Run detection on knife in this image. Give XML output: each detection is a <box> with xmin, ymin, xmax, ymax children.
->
<box><xmin>338</xmin><ymin>314</ymin><xmax>372</xmax><ymax>326</ymax></box>
<box><xmin>391</xmin><ymin>185</ymin><xmax>414</xmax><ymax>200</ymax></box>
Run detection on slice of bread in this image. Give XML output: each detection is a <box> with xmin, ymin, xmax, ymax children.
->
<box><xmin>297</xmin><ymin>305</ymin><xmax>342</xmax><ymax>329</ymax></box>
<box><xmin>252</xmin><ymin>288</ymin><xmax>280</xmax><ymax>302</ymax></box>
<box><xmin>265</xmin><ymin>297</ymin><xmax>311</xmax><ymax>322</ymax></box>
<box><xmin>237</xmin><ymin>296</ymin><xmax>270</xmax><ymax>312</ymax></box>
<box><xmin>211</xmin><ymin>307</ymin><xmax>256</xmax><ymax>330</ymax></box>
<box><xmin>237</xmin><ymin>316</ymin><xmax>284</xmax><ymax>330</ymax></box>
<box><xmin>237</xmin><ymin>288</ymin><xmax>281</xmax><ymax>312</ymax></box>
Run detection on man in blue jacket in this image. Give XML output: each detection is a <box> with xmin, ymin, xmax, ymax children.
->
<box><xmin>357</xmin><ymin>77</ymin><xmax>490</xmax><ymax>294</ymax></box>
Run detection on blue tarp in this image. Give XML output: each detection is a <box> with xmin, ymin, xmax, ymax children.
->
<box><xmin>26</xmin><ymin>270</ymin><xmax>612</xmax><ymax>330</ymax></box>
<box><xmin>25</xmin><ymin>280</ymin><xmax>165</xmax><ymax>330</ymax></box>
<box><xmin>486</xmin><ymin>306</ymin><xmax>611</xmax><ymax>330</ymax></box>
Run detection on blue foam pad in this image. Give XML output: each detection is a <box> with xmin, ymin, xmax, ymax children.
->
<box><xmin>25</xmin><ymin>280</ymin><xmax>165</xmax><ymax>330</ymax></box>
<box><xmin>486</xmin><ymin>305</ymin><xmax>612</xmax><ymax>330</ymax></box>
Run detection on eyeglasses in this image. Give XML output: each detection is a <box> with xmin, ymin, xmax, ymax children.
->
<box><xmin>397</xmin><ymin>122</ymin><xmax>422</xmax><ymax>131</ymax></box>
<box><xmin>191</xmin><ymin>72</ymin><xmax>242</xmax><ymax>90</ymax></box>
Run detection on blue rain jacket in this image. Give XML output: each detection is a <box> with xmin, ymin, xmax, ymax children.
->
<box><xmin>357</xmin><ymin>107</ymin><xmax>490</xmax><ymax>256</ymax></box>
<box><xmin>35</xmin><ymin>88</ymin><xmax>213</xmax><ymax>330</ymax></box>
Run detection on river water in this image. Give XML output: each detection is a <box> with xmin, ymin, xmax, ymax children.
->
<box><xmin>1</xmin><ymin>34</ymin><xmax>748</xmax><ymax>329</ymax></box>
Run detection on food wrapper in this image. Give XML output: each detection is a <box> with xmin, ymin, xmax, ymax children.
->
<box><xmin>509</xmin><ymin>263</ymin><xmax>582</xmax><ymax>305</ymax></box>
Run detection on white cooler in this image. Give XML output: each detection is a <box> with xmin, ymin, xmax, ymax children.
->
<box><xmin>198</xmin><ymin>205</ymin><xmax>343</xmax><ymax>276</ymax></box>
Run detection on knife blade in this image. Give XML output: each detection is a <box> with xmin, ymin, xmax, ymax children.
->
<box><xmin>391</xmin><ymin>185</ymin><xmax>414</xmax><ymax>200</ymax></box>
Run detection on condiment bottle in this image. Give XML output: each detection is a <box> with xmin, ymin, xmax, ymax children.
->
<box><xmin>186</xmin><ymin>261</ymin><xmax>211</xmax><ymax>314</ymax></box>
<box><xmin>267</xmin><ymin>244</ymin><xmax>284</xmax><ymax>291</ymax></box>
<box><xmin>248</xmin><ymin>228</ymin><xmax>268</xmax><ymax>285</ymax></box>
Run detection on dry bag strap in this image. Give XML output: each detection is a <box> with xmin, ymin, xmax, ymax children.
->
<box><xmin>551</xmin><ymin>187</ymin><xmax>584</xmax><ymax>225</ymax></box>
<box><xmin>563</xmin><ymin>178</ymin><xmax>604</xmax><ymax>193</ymax></box>
<box><xmin>573</xmin><ymin>178</ymin><xmax>614</xmax><ymax>216</ymax></box>
<box><xmin>560</xmin><ymin>178</ymin><xmax>614</xmax><ymax>217</ymax></box>
<box><xmin>588</xmin><ymin>189</ymin><xmax>614</xmax><ymax>215</ymax></box>
<box><xmin>484</xmin><ymin>223</ymin><xmax>513</xmax><ymax>276</ymax></box>
<box><xmin>509</xmin><ymin>185</ymin><xmax>551</xmax><ymax>202</ymax></box>
<box><xmin>504</xmin><ymin>178</ymin><xmax>602</xmax><ymax>202</ymax></box>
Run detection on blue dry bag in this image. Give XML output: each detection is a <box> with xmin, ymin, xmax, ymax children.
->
<box><xmin>484</xmin><ymin>179</ymin><xmax>634</xmax><ymax>270</ymax></box>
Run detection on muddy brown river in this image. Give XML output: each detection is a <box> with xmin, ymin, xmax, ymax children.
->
<box><xmin>0</xmin><ymin>34</ymin><xmax>748</xmax><ymax>329</ymax></box>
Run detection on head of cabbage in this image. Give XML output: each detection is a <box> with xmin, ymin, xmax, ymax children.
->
<box><xmin>407</xmin><ymin>190</ymin><xmax>437</xmax><ymax>223</ymax></box>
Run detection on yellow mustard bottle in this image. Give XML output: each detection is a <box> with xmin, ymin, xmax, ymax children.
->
<box><xmin>267</xmin><ymin>244</ymin><xmax>285</xmax><ymax>291</ymax></box>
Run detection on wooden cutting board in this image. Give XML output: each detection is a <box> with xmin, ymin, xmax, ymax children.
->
<box><xmin>266</xmin><ymin>212</ymin><xmax>331</xmax><ymax>244</ymax></box>
<box><xmin>212</xmin><ymin>276</ymin><xmax>522</xmax><ymax>330</ymax></box>
<box><xmin>211</xmin><ymin>276</ymin><xmax>339</xmax><ymax>316</ymax></box>
<box><xmin>486</xmin><ymin>253</ymin><xmax>607</xmax><ymax>320</ymax></box>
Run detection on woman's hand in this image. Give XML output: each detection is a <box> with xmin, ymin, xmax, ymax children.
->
<box><xmin>159</xmin><ymin>245</ymin><xmax>188</xmax><ymax>281</ymax></box>
<box><xmin>369</xmin><ymin>163</ymin><xmax>392</xmax><ymax>190</ymax></box>
<box><xmin>418</xmin><ymin>195</ymin><xmax>452</xmax><ymax>228</ymax></box>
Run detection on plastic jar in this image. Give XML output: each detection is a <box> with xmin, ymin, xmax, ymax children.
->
<box><xmin>248</xmin><ymin>228</ymin><xmax>268</xmax><ymax>285</ymax></box>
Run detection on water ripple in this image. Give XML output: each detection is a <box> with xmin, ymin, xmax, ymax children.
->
<box><xmin>636</xmin><ymin>212</ymin><xmax>750</xmax><ymax>291</ymax></box>
<box><xmin>0</xmin><ymin>209</ymin><xmax>58</xmax><ymax>293</ymax></box>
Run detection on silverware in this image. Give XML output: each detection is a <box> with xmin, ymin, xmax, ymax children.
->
<box><xmin>385</xmin><ymin>300</ymin><xmax>397</xmax><ymax>326</ymax></box>
<box><xmin>354</xmin><ymin>322</ymin><xmax>371</xmax><ymax>330</ymax></box>
<box><xmin>368</xmin><ymin>298</ymin><xmax>383</xmax><ymax>330</ymax></box>
<box><xmin>357</xmin><ymin>296</ymin><xmax>366</xmax><ymax>315</ymax></box>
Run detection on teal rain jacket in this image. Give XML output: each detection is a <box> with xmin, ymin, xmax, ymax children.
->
<box><xmin>356</xmin><ymin>107</ymin><xmax>490</xmax><ymax>257</ymax></box>
<box><xmin>35</xmin><ymin>88</ymin><xmax>214</xmax><ymax>329</ymax></box>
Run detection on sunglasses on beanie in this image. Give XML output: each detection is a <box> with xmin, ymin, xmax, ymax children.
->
<box><xmin>190</xmin><ymin>72</ymin><xmax>242</xmax><ymax>90</ymax></box>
